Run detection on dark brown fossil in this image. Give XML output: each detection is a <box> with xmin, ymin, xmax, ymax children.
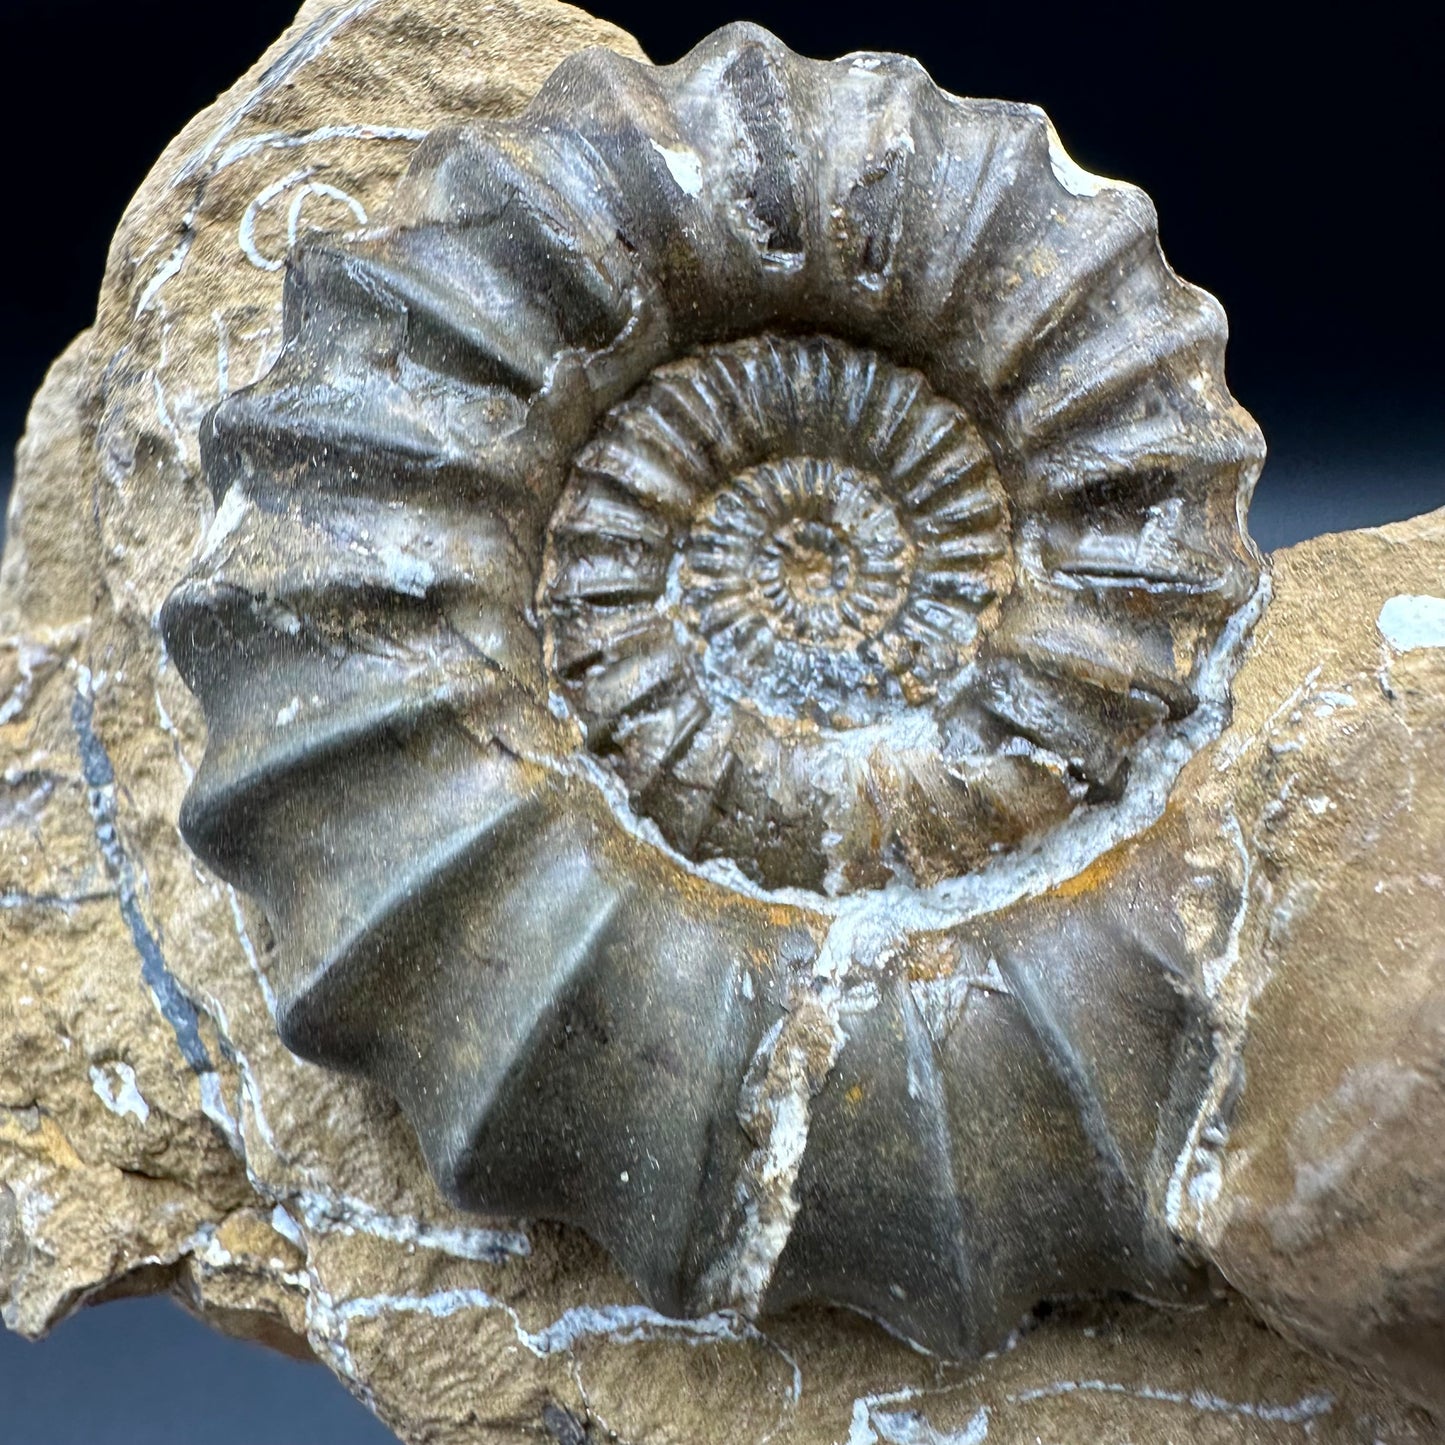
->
<box><xmin>161</xmin><ymin>23</ymin><xmax>1265</xmax><ymax>1356</ymax></box>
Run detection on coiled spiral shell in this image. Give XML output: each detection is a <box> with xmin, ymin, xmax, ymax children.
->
<box><xmin>162</xmin><ymin>23</ymin><xmax>1264</xmax><ymax>1355</ymax></box>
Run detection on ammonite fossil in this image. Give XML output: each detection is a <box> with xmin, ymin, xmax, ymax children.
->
<box><xmin>162</xmin><ymin>24</ymin><xmax>1265</xmax><ymax>1356</ymax></box>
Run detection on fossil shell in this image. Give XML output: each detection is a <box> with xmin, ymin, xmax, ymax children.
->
<box><xmin>161</xmin><ymin>23</ymin><xmax>1264</xmax><ymax>1355</ymax></box>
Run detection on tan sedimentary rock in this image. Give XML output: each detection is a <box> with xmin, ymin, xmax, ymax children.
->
<box><xmin>1171</xmin><ymin>512</ymin><xmax>1445</xmax><ymax>1415</ymax></box>
<box><xmin>1</xmin><ymin>1</ymin><xmax>1441</xmax><ymax>1440</ymax></box>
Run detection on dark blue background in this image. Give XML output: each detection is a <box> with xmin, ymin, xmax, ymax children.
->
<box><xmin>1</xmin><ymin>0</ymin><xmax>1440</xmax><ymax>1440</ymax></box>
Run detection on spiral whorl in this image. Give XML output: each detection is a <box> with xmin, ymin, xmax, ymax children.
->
<box><xmin>162</xmin><ymin>23</ymin><xmax>1262</xmax><ymax>1354</ymax></box>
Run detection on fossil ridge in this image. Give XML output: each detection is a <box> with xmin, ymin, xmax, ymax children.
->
<box><xmin>159</xmin><ymin>22</ymin><xmax>1263</xmax><ymax>1355</ymax></box>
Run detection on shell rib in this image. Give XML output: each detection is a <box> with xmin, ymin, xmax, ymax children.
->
<box><xmin>162</xmin><ymin>24</ymin><xmax>1264</xmax><ymax>1355</ymax></box>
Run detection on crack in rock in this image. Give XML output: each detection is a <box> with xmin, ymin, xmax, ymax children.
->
<box><xmin>700</xmin><ymin>986</ymin><xmax>845</xmax><ymax>1318</ymax></box>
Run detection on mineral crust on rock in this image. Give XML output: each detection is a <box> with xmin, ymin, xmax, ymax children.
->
<box><xmin>1</xmin><ymin>1</ymin><xmax>1442</xmax><ymax>1441</ymax></box>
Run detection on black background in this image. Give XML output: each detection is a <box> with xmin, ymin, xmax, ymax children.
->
<box><xmin>0</xmin><ymin>1</ymin><xmax>1440</xmax><ymax>1439</ymax></box>
<box><xmin>4</xmin><ymin>0</ymin><xmax>1443</xmax><ymax>544</ymax></box>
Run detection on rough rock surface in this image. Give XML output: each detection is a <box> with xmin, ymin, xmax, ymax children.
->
<box><xmin>1172</xmin><ymin>512</ymin><xmax>1445</xmax><ymax>1415</ymax></box>
<box><xmin>1</xmin><ymin>1</ymin><xmax>1442</xmax><ymax>1440</ymax></box>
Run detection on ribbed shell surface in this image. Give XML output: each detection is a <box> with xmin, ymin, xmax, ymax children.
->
<box><xmin>162</xmin><ymin>23</ymin><xmax>1264</xmax><ymax>1356</ymax></box>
